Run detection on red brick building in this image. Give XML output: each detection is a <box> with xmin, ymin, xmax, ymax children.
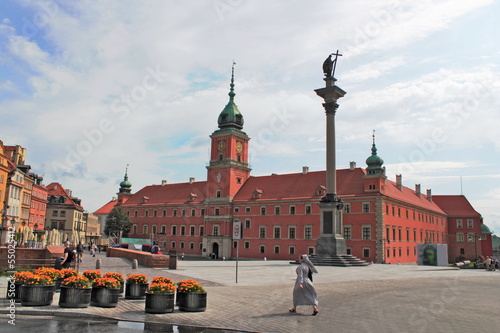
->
<box><xmin>95</xmin><ymin>74</ymin><xmax>492</xmax><ymax>263</ymax></box>
<box><xmin>433</xmin><ymin>195</ymin><xmax>492</xmax><ymax>262</ymax></box>
<box><xmin>29</xmin><ymin>175</ymin><xmax>48</xmax><ymax>236</ymax></box>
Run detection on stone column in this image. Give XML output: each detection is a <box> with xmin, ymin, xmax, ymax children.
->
<box><xmin>314</xmin><ymin>77</ymin><xmax>347</xmax><ymax>257</ymax></box>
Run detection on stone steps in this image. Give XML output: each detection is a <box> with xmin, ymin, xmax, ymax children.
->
<box><xmin>309</xmin><ymin>254</ymin><xmax>370</xmax><ymax>267</ymax></box>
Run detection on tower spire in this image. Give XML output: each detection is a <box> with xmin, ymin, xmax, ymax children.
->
<box><xmin>366</xmin><ymin>131</ymin><xmax>385</xmax><ymax>175</ymax></box>
<box><xmin>215</xmin><ymin>61</ymin><xmax>244</xmax><ymax>132</ymax></box>
<box><xmin>229</xmin><ymin>61</ymin><xmax>236</xmax><ymax>100</ymax></box>
<box><xmin>119</xmin><ymin>164</ymin><xmax>132</xmax><ymax>194</ymax></box>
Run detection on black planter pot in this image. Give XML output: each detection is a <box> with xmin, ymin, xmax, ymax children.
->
<box><xmin>177</xmin><ymin>292</ymin><xmax>207</xmax><ymax>312</ymax></box>
<box><xmin>125</xmin><ymin>283</ymin><xmax>149</xmax><ymax>299</ymax></box>
<box><xmin>6</xmin><ymin>281</ymin><xmax>23</xmax><ymax>303</ymax></box>
<box><xmin>145</xmin><ymin>292</ymin><xmax>175</xmax><ymax>314</ymax></box>
<box><xmin>59</xmin><ymin>286</ymin><xmax>92</xmax><ymax>308</ymax></box>
<box><xmin>21</xmin><ymin>285</ymin><xmax>55</xmax><ymax>306</ymax></box>
<box><xmin>90</xmin><ymin>287</ymin><xmax>120</xmax><ymax>308</ymax></box>
<box><xmin>55</xmin><ymin>277</ymin><xmax>65</xmax><ymax>292</ymax></box>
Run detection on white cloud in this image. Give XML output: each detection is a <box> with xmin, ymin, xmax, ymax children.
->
<box><xmin>0</xmin><ymin>0</ymin><xmax>498</xmax><ymax>234</ymax></box>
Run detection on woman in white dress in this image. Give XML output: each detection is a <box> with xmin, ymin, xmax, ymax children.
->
<box><xmin>289</xmin><ymin>254</ymin><xmax>319</xmax><ymax>315</ymax></box>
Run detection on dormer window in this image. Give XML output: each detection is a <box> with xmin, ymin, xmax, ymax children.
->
<box><xmin>142</xmin><ymin>196</ymin><xmax>150</xmax><ymax>204</ymax></box>
<box><xmin>253</xmin><ymin>189</ymin><xmax>263</xmax><ymax>199</ymax></box>
<box><xmin>316</xmin><ymin>185</ymin><xmax>326</xmax><ymax>196</ymax></box>
<box><xmin>188</xmin><ymin>193</ymin><xmax>198</xmax><ymax>202</ymax></box>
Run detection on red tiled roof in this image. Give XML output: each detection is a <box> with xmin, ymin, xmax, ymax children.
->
<box><xmin>432</xmin><ymin>195</ymin><xmax>481</xmax><ymax>216</ymax></box>
<box><xmin>94</xmin><ymin>199</ymin><xmax>118</xmax><ymax>215</ymax></box>
<box><xmin>122</xmin><ymin>181</ymin><xmax>208</xmax><ymax>206</ymax></box>
<box><xmin>383</xmin><ymin>179</ymin><xmax>446</xmax><ymax>214</ymax></box>
<box><xmin>45</xmin><ymin>182</ymin><xmax>83</xmax><ymax>208</ymax></box>
<box><xmin>6</xmin><ymin>159</ymin><xmax>17</xmax><ymax>170</ymax></box>
<box><xmin>233</xmin><ymin>168</ymin><xmax>445</xmax><ymax>213</ymax></box>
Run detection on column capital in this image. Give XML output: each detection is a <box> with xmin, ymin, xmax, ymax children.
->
<box><xmin>322</xmin><ymin>101</ymin><xmax>339</xmax><ymax>115</ymax></box>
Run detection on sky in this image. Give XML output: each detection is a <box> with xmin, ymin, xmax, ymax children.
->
<box><xmin>0</xmin><ymin>0</ymin><xmax>499</xmax><ymax>235</ymax></box>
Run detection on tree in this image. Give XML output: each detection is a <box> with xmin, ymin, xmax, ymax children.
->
<box><xmin>104</xmin><ymin>207</ymin><xmax>132</xmax><ymax>237</ymax></box>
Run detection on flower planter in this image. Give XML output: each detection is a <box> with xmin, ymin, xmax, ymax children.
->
<box><xmin>21</xmin><ymin>285</ymin><xmax>55</xmax><ymax>306</ymax></box>
<box><xmin>145</xmin><ymin>292</ymin><xmax>175</xmax><ymax>314</ymax></box>
<box><xmin>59</xmin><ymin>286</ymin><xmax>91</xmax><ymax>308</ymax></box>
<box><xmin>125</xmin><ymin>283</ymin><xmax>149</xmax><ymax>299</ymax></box>
<box><xmin>6</xmin><ymin>281</ymin><xmax>23</xmax><ymax>303</ymax></box>
<box><xmin>90</xmin><ymin>287</ymin><xmax>120</xmax><ymax>308</ymax></box>
<box><xmin>177</xmin><ymin>292</ymin><xmax>207</xmax><ymax>312</ymax></box>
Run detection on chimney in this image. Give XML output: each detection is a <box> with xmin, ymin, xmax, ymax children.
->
<box><xmin>349</xmin><ymin>161</ymin><xmax>356</xmax><ymax>171</ymax></box>
<box><xmin>302</xmin><ymin>166</ymin><xmax>309</xmax><ymax>175</ymax></box>
<box><xmin>415</xmin><ymin>184</ymin><xmax>421</xmax><ymax>197</ymax></box>
<box><xmin>66</xmin><ymin>189</ymin><xmax>72</xmax><ymax>197</ymax></box>
<box><xmin>161</xmin><ymin>180</ymin><xmax>167</xmax><ymax>186</ymax></box>
<box><xmin>426</xmin><ymin>189</ymin><xmax>432</xmax><ymax>201</ymax></box>
<box><xmin>396</xmin><ymin>174</ymin><xmax>402</xmax><ymax>190</ymax></box>
<box><xmin>112</xmin><ymin>197</ymin><xmax>117</xmax><ymax>201</ymax></box>
<box><xmin>189</xmin><ymin>177</ymin><xmax>195</xmax><ymax>184</ymax></box>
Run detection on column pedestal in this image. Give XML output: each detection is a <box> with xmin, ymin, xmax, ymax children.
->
<box><xmin>316</xmin><ymin>198</ymin><xmax>346</xmax><ymax>256</ymax></box>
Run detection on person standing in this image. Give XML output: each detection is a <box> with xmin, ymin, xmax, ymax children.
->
<box><xmin>76</xmin><ymin>241</ymin><xmax>84</xmax><ymax>262</ymax></box>
<box><xmin>151</xmin><ymin>242</ymin><xmax>160</xmax><ymax>254</ymax></box>
<box><xmin>61</xmin><ymin>241</ymin><xmax>75</xmax><ymax>269</ymax></box>
<box><xmin>289</xmin><ymin>254</ymin><xmax>319</xmax><ymax>316</ymax></box>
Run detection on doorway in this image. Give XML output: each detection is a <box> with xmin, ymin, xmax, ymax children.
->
<box><xmin>212</xmin><ymin>242</ymin><xmax>219</xmax><ymax>259</ymax></box>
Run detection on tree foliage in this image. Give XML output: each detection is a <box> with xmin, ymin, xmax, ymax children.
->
<box><xmin>104</xmin><ymin>207</ymin><xmax>132</xmax><ymax>237</ymax></box>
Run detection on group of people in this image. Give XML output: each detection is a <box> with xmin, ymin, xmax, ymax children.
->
<box><xmin>59</xmin><ymin>241</ymin><xmax>98</xmax><ymax>269</ymax></box>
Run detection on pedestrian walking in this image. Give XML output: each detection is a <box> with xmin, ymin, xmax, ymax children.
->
<box><xmin>76</xmin><ymin>241</ymin><xmax>84</xmax><ymax>262</ymax></box>
<box><xmin>289</xmin><ymin>254</ymin><xmax>319</xmax><ymax>316</ymax></box>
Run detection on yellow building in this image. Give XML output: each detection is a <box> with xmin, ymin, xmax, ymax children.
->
<box><xmin>45</xmin><ymin>182</ymin><xmax>85</xmax><ymax>245</ymax></box>
<box><xmin>0</xmin><ymin>141</ymin><xmax>11</xmax><ymax>243</ymax></box>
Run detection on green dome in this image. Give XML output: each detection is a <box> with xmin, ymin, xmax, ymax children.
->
<box><xmin>366</xmin><ymin>143</ymin><xmax>384</xmax><ymax>166</ymax></box>
<box><xmin>217</xmin><ymin>65</ymin><xmax>244</xmax><ymax>130</ymax></box>
<box><xmin>365</xmin><ymin>135</ymin><xmax>385</xmax><ymax>175</ymax></box>
<box><xmin>480</xmin><ymin>223</ymin><xmax>492</xmax><ymax>234</ymax></box>
<box><xmin>119</xmin><ymin>168</ymin><xmax>132</xmax><ymax>194</ymax></box>
<box><xmin>120</xmin><ymin>178</ymin><xmax>132</xmax><ymax>187</ymax></box>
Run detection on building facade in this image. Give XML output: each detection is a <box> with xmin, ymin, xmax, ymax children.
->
<box><xmin>95</xmin><ymin>74</ymin><xmax>492</xmax><ymax>263</ymax></box>
<box><xmin>29</xmin><ymin>175</ymin><xmax>48</xmax><ymax>233</ymax></box>
<box><xmin>45</xmin><ymin>182</ymin><xmax>85</xmax><ymax>245</ymax></box>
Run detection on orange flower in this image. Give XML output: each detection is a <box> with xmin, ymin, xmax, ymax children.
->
<box><xmin>176</xmin><ymin>279</ymin><xmax>205</xmax><ymax>293</ymax></box>
<box><xmin>83</xmin><ymin>270</ymin><xmax>102</xmax><ymax>280</ymax></box>
<box><xmin>92</xmin><ymin>277</ymin><xmax>120</xmax><ymax>289</ymax></box>
<box><xmin>103</xmin><ymin>272</ymin><xmax>124</xmax><ymax>283</ymax></box>
<box><xmin>25</xmin><ymin>274</ymin><xmax>54</xmax><ymax>286</ymax></box>
<box><xmin>151</xmin><ymin>276</ymin><xmax>174</xmax><ymax>284</ymax></box>
<box><xmin>61</xmin><ymin>275</ymin><xmax>91</xmax><ymax>288</ymax></box>
<box><xmin>126</xmin><ymin>274</ymin><xmax>148</xmax><ymax>284</ymax></box>
<box><xmin>34</xmin><ymin>267</ymin><xmax>61</xmax><ymax>279</ymax></box>
<box><xmin>60</xmin><ymin>269</ymin><xmax>78</xmax><ymax>278</ymax></box>
<box><xmin>13</xmin><ymin>271</ymin><xmax>33</xmax><ymax>284</ymax></box>
<box><xmin>148</xmin><ymin>282</ymin><xmax>176</xmax><ymax>294</ymax></box>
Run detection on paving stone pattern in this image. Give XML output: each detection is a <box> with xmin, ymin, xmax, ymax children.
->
<box><xmin>2</xmin><ymin>252</ymin><xmax>500</xmax><ymax>332</ymax></box>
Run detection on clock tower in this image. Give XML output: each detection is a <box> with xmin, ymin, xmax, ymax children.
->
<box><xmin>206</xmin><ymin>65</ymin><xmax>251</xmax><ymax>200</ymax></box>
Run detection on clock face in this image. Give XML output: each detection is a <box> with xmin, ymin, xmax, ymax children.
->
<box><xmin>217</xmin><ymin>140</ymin><xmax>226</xmax><ymax>151</ymax></box>
<box><xmin>236</xmin><ymin>142</ymin><xmax>243</xmax><ymax>152</ymax></box>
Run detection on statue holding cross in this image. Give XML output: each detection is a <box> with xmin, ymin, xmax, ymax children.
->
<box><xmin>322</xmin><ymin>50</ymin><xmax>342</xmax><ymax>78</ymax></box>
